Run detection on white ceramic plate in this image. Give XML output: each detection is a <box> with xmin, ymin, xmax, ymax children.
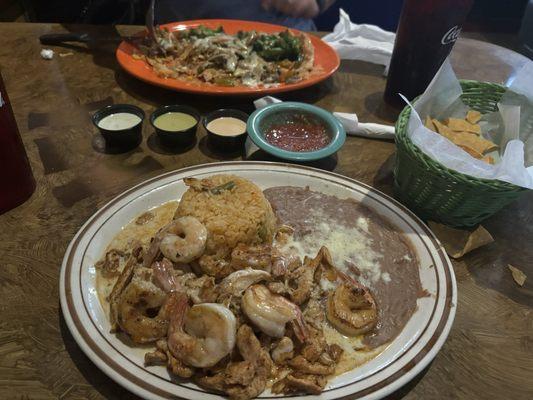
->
<box><xmin>60</xmin><ymin>161</ymin><xmax>456</xmax><ymax>400</ymax></box>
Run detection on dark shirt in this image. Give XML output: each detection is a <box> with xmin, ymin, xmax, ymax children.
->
<box><xmin>155</xmin><ymin>0</ymin><xmax>316</xmax><ymax>31</ymax></box>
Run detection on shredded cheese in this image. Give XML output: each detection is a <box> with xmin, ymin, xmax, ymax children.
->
<box><xmin>280</xmin><ymin>208</ymin><xmax>388</xmax><ymax>287</ymax></box>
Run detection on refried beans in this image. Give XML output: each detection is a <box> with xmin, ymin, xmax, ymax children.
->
<box><xmin>264</xmin><ymin>186</ymin><xmax>422</xmax><ymax>348</ymax></box>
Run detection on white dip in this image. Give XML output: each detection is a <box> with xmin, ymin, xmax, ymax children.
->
<box><xmin>98</xmin><ymin>113</ymin><xmax>141</xmax><ymax>130</ymax></box>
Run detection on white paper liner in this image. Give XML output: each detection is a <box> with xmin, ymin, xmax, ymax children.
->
<box><xmin>403</xmin><ymin>59</ymin><xmax>533</xmax><ymax>189</ymax></box>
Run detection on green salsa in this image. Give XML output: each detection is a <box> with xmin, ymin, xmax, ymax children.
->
<box><xmin>154</xmin><ymin>112</ymin><xmax>197</xmax><ymax>132</ymax></box>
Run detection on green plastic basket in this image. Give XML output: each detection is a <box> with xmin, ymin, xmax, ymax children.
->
<box><xmin>394</xmin><ymin>79</ymin><xmax>528</xmax><ymax>228</ymax></box>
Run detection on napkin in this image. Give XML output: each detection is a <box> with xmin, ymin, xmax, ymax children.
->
<box><xmin>322</xmin><ymin>9</ymin><xmax>395</xmax><ymax>68</ymax></box>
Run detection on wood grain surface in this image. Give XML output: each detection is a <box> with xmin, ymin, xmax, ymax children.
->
<box><xmin>0</xmin><ymin>22</ymin><xmax>531</xmax><ymax>400</ymax></box>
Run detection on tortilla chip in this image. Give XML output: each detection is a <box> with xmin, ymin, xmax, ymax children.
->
<box><xmin>447</xmin><ymin>131</ymin><xmax>498</xmax><ymax>155</ymax></box>
<box><xmin>458</xmin><ymin>145</ymin><xmax>483</xmax><ymax>159</ymax></box>
<box><xmin>432</xmin><ymin>119</ymin><xmax>455</xmax><ymax>140</ymax></box>
<box><xmin>429</xmin><ymin>115</ymin><xmax>498</xmax><ymax>158</ymax></box>
<box><xmin>508</xmin><ymin>264</ymin><xmax>527</xmax><ymax>286</ymax></box>
<box><xmin>424</xmin><ymin>116</ymin><xmax>437</xmax><ymax>132</ymax></box>
<box><xmin>445</xmin><ymin>118</ymin><xmax>481</xmax><ymax>134</ymax></box>
<box><xmin>428</xmin><ymin>222</ymin><xmax>494</xmax><ymax>259</ymax></box>
<box><xmin>482</xmin><ymin>155</ymin><xmax>495</xmax><ymax>164</ymax></box>
<box><xmin>466</xmin><ymin>110</ymin><xmax>482</xmax><ymax>124</ymax></box>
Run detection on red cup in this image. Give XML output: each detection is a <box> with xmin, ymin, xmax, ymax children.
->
<box><xmin>0</xmin><ymin>73</ymin><xmax>35</xmax><ymax>214</ymax></box>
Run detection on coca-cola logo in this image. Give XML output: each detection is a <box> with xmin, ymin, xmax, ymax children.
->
<box><xmin>441</xmin><ymin>26</ymin><xmax>462</xmax><ymax>45</ymax></box>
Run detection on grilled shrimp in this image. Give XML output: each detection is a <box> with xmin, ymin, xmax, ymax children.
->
<box><xmin>219</xmin><ymin>268</ymin><xmax>271</xmax><ymax>297</ymax></box>
<box><xmin>326</xmin><ymin>279</ymin><xmax>377</xmax><ymax>336</ymax></box>
<box><xmin>115</xmin><ymin>267</ymin><xmax>174</xmax><ymax>343</ymax></box>
<box><xmin>160</xmin><ymin>216</ymin><xmax>207</xmax><ymax>263</ymax></box>
<box><xmin>241</xmin><ymin>284</ymin><xmax>308</xmax><ymax>342</ymax></box>
<box><xmin>167</xmin><ymin>296</ymin><xmax>237</xmax><ymax>368</ymax></box>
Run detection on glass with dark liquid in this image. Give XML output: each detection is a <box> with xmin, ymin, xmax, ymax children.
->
<box><xmin>0</xmin><ymin>72</ymin><xmax>35</xmax><ymax>214</ymax></box>
<box><xmin>384</xmin><ymin>0</ymin><xmax>474</xmax><ymax>107</ymax></box>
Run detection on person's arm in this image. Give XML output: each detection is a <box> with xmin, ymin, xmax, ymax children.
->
<box><xmin>261</xmin><ymin>0</ymin><xmax>336</xmax><ymax>19</ymax></box>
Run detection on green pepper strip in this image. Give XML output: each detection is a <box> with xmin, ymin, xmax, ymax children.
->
<box><xmin>210</xmin><ymin>181</ymin><xmax>236</xmax><ymax>194</ymax></box>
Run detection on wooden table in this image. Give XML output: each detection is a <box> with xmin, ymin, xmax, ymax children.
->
<box><xmin>0</xmin><ymin>23</ymin><xmax>531</xmax><ymax>400</ymax></box>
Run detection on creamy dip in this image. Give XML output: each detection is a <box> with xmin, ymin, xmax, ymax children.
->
<box><xmin>98</xmin><ymin>112</ymin><xmax>142</xmax><ymax>130</ymax></box>
<box><xmin>206</xmin><ymin>117</ymin><xmax>247</xmax><ymax>136</ymax></box>
<box><xmin>154</xmin><ymin>112</ymin><xmax>197</xmax><ymax>131</ymax></box>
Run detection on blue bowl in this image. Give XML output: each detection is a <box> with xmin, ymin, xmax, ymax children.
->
<box><xmin>247</xmin><ymin>102</ymin><xmax>346</xmax><ymax>161</ymax></box>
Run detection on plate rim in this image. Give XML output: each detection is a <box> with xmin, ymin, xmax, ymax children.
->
<box><xmin>60</xmin><ymin>161</ymin><xmax>456</xmax><ymax>400</ymax></box>
<box><xmin>115</xmin><ymin>19</ymin><xmax>340</xmax><ymax>96</ymax></box>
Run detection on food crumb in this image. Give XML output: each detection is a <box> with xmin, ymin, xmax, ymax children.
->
<box><xmin>508</xmin><ymin>264</ymin><xmax>527</xmax><ymax>287</ymax></box>
<box><xmin>428</xmin><ymin>222</ymin><xmax>494</xmax><ymax>259</ymax></box>
<box><xmin>40</xmin><ymin>48</ymin><xmax>54</xmax><ymax>60</ymax></box>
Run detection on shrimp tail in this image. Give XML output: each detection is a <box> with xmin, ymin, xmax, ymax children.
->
<box><xmin>143</xmin><ymin>229</ymin><xmax>165</xmax><ymax>268</ymax></box>
<box><xmin>317</xmin><ymin>246</ymin><xmax>338</xmax><ymax>282</ymax></box>
<box><xmin>167</xmin><ymin>292</ymin><xmax>189</xmax><ymax>336</ymax></box>
<box><xmin>292</xmin><ymin>311</ymin><xmax>309</xmax><ymax>343</ymax></box>
<box><xmin>152</xmin><ymin>258</ymin><xmax>181</xmax><ymax>293</ymax></box>
<box><xmin>166</xmin><ymin>293</ymin><xmax>198</xmax><ymax>365</ymax></box>
<box><xmin>338</xmin><ymin>270</ymin><xmax>372</xmax><ymax>299</ymax></box>
<box><xmin>337</xmin><ymin>269</ymin><xmax>358</xmax><ymax>285</ymax></box>
<box><xmin>271</xmin><ymin>258</ymin><xmax>288</xmax><ymax>277</ymax></box>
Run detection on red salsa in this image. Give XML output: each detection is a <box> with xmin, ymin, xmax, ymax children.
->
<box><xmin>263</xmin><ymin>114</ymin><xmax>331</xmax><ymax>152</ymax></box>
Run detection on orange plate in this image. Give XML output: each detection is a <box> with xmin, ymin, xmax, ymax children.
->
<box><xmin>116</xmin><ymin>19</ymin><xmax>340</xmax><ymax>96</ymax></box>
